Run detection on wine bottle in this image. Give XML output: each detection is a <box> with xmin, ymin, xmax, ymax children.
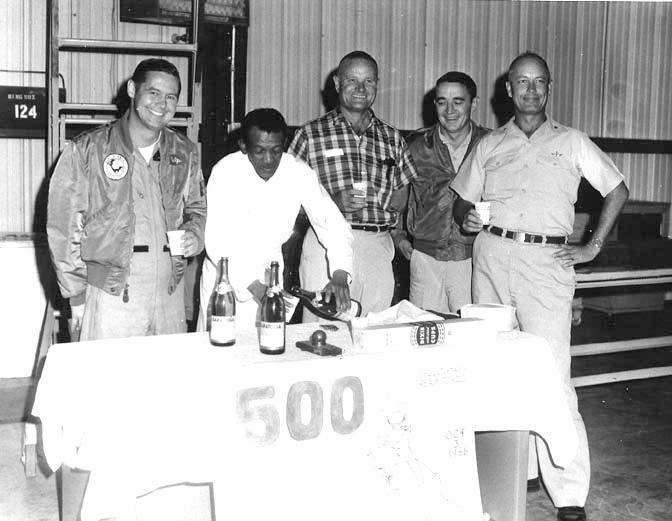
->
<box><xmin>288</xmin><ymin>286</ymin><xmax>362</xmax><ymax>322</ymax></box>
<box><xmin>208</xmin><ymin>257</ymin><xmax>236</xmax><ymax>346</ymax></box>
<box><xmin>259</xmin><ymin>261</ymin><xmax>285</xmax><ymax>355</ymax></box>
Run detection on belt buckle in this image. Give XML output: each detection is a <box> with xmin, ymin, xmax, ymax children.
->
<box><xmin>513</xmin><ymin>231</ymin><xmax>526</xmax><ymax>243</ymax></box>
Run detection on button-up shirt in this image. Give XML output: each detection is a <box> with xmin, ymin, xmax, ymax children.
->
<box><xmin>451</xmin><ymin>117</ymin><xmax>625</xmax><ymax>236</ymax></box>
<box><xmin>288</xmin><ymin>108</ymin><xmax>417</xmax><ymax>226</ymax></box>
<box><xmin>203</xmin><ymin>151</ymin><xmax>353</xmax><ymax>302</ymax></box>
<box><xmin>440</xmin><ymin>126</ymin><xmax>472</xmax><ymax>170</ymax></box>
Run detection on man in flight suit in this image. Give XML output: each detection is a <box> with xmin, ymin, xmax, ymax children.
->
<box><xmin>48</xmin><ymin>58</ymin><xmax>206</xmax><ymax>340</ymax></box>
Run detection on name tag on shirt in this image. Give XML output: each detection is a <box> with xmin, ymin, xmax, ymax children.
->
<box><xmin>323</xmin><ymin>148</ymin><xmax>344</xmax><ymax>158</ymax></box>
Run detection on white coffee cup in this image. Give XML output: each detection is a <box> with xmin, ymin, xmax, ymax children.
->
<box><xmin>460</xmin><ymin>303</ymin><xmax>517</xmax><ymax>332</ymax></box>
<box><xmin>166</xmin><ymin>230</ymin><xmax>186</xmax><ymax>256</ymax></box>
<box><xmin>352</xmin><ymin>181</ymin><xmax>366</xmax><ymax>197</ymax></box>
<box><xmin>474</xmin><ymin>201</ymin><xmax>491</xmax><ymax>225</ymax></box>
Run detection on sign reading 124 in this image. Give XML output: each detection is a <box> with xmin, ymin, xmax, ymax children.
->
<box><xmin>14</xmin><ymin>103</ymin><xmax>38</xmax><ymax>119</ymax></box>
<box><xmin>0</xmin><ymin>86</ymin><xmax>48</xmax><ymax>137</ymax></box>
<box><xmin>237</xmin><ymin>376</ymin><xmax>365</xmax><ymax>445</ymax></box>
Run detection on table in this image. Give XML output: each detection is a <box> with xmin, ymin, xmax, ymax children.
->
<box><xmin>32</xmin><ymin>323</ymin><xmax>577</xmax><ymax>521</ymax></box>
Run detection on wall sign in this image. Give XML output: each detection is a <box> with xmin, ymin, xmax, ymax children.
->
<box><xmin>0</xmin><ymin>86</ymin><xmax>67</xmax><ymax>138</ymax></box>
<box><xmin>0</xmin><ymin>86</ymin><xmax>45</xmax><ymax>138</ymax></box>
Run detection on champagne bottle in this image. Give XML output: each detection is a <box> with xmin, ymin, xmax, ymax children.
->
<box><xmin>288</xmin><ymin>286</ymin><xmax>362</xmax><ymax>322</ymax></box>
<box><xmin>259</xmin><ymin>261</ymin><xmax>285</xmax><ymax>355</ymax></box>
<box><xmin>208</xmin><ymin>257</ymin><xmax>236</xmax><ymax>346</ymax></box>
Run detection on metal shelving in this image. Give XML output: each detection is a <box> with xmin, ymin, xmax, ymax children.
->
<box><xmin>47</xmin><ymin>0</ymin><xmax>203</xmax><ymax>168</ymax></box>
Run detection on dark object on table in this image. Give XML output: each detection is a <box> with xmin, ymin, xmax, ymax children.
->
<box><xmin>557</xmin><ymin>506</ymin><xmax>586</xmax><ymax>521</ymax></box>
<box><xmin>288</xmin><ymin>285</ymin><xmax>362</xmax><ymax>322</ymax></box>
<box><xmin>319</xmin><ymin>324</ymin><xmax>339</xmax><ymax>331</ymax></box>
<box><xmin>427</xmin><ymin>309</ymin><xmax>460</xmax><ymax>320</ymax></box>
<box><xmin>296</xmin><ymin>330</ymin><xmax>342</xmax><ymax>356</ymax></box>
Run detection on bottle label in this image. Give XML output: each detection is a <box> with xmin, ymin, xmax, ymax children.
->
<box><xmin>259</xmin><ymin>321</ymin><xmax>285</xmax><ymax>350</ymax></box>
<box><xmin>210</xmin><ymin>315</ymin><xmax>235</xmax><ymax>344</ymax></box>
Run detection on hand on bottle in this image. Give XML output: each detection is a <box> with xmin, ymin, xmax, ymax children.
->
<box><xmin>322</xmin><ymin>269</ymin><xmax>351</xmax><ymax>312</ymax></box>
<box><xmin>181</xmin><ymin>230</ymin><xmax>200</xmax><ymax>257</ymax></box>
<box><xmin>333</xmin><ymin>188</ymin><xmax>368</xmax><ymax>213</ymax></box>
<box><xmin>70</xmin><ymin>303</ymin><xmax>85</xmax><ymax>340</ymax></box>
<box><xmin>462</xmin><ymin>207</ymin><xmax>486</xmax><ymax>233</ymax></box>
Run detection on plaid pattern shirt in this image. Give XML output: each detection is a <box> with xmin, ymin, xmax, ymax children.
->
<box><xmin>288</xmin><ymin>108</ymin><xmax>417</xmax><ymax>226</ymax></box>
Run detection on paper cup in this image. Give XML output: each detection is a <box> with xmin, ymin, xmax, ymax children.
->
<box><xmin>460</xmin><ymin>303</ymin><xmax>517</xmax><ymax>332</ymax></box>
<box><xmin>474</xmin><ymin>201</ymin><xmax>491</xmax><ymax>225</ymax></box>
<box><xmin>166</xmin><ymin>230</ymin><xmax>186</xmax><ymax>256</ymax></box>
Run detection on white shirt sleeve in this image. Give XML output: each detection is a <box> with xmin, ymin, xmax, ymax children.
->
<box><xmin>297</xmin><ymin>160</ymin><xmax>354</xmax><ymax>278</ymax></box>
<box><xmin>203</xmin><ymin>157</ymin><xmax>258</xmax><ymax>302</ymax></box>
<box><xmin>575</xmin><ymin>132</ymin><xmax>626</xmax><ymax>197</ymax></box>
<box><xmin>450</xmin><ymin>137</ymin><xmax>487</xmax><ymax>204</ymax></box>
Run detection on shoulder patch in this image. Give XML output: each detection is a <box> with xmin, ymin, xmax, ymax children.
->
<box><xmin>103</xmin><ymin>154</ymin><xmax>128</xmax><ymax>180</ymax></box>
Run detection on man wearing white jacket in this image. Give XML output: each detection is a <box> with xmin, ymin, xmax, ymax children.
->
<box><xmin>199</xmin><ymin>108</ymin><xmax>353</xmax><ymax>329</ymax></box>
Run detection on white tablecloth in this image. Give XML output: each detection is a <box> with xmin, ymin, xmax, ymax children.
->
<box><xmin>32</xmin><ymin>323</ymin><xmax>577</xmax><ymax>521</ymax></box>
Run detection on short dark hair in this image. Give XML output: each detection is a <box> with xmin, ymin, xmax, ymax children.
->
<box><xmin>507</xmin><ymin>52</ymin><xmax>551</xmax><ymax>82</ymax></box>
<box><xmin>338</xmin><ymin>51</ymin><xmax>378</xmax><ymax>78</ymax></box>
<box><xmin>241</xmin><ymin>108</ymin><xmax>288</xmax><ymax>145</ymax></box>
<box><xmin>131</xmin><ymin>58</ymin><xmax>181</xmax><ymax>94</ymax></box>
<box><xmin>435</xmin><ymin>71</ymin><xmax>477</xmax><ymax>100</ymax></box>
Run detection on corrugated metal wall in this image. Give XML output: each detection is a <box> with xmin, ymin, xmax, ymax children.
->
<box><xmin>603</xmin><ymin>2</ymin><xmax>672</xmax><ymax>140</ymax></box>
<box><xmin>57</xmin><ymin>0</ymin><xmax>190</xmax><ymax>107</ymax></box>
<box><xmin>0</xmin><ymin>0</ymin><xmax>46</xmax><ymax>232</ymax></box>
<box><xmin>246</xmin><ymin>0</ymin><xmax>619</xmax><ymax>132</ymax></box>
<box><xmin>246</xmin><ymin>0</ymin><xmax>672</xmax><ymax>138</ymax></box>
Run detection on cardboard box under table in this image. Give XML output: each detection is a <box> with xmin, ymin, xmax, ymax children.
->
<box><xmin>32</xmin><ymin>321</ymin><xmax>576</xmax><ymax>521</ymax></box>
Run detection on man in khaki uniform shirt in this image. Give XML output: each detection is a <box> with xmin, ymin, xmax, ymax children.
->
<box><xmin>452</xmin><ymin>52</ymin><xmax>628</xmax><ymax>521</ymax></box>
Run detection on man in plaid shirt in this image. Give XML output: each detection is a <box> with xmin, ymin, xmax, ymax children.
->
<box><xmin>289</xmin><ymin>51</ymin><xmax>417</xmax><ymax>319</ymax></box>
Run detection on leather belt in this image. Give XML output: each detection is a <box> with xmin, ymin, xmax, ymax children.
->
<box><xmin>133</xmin><ymin>245</ymin><xmax>171</xmax><ymax>252</ymax></box>
<box><xmin>485</xmin><ymin>225</ymin><xmax>568</xmax><ymax>245</ymax></box>
<box><xmin>351</xmin><ymin>224</ymin><xmax>392</xmax><ymax>233</ymax></box>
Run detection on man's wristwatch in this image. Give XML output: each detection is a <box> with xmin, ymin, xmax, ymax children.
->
<box><xmin>587</xmin><ymin>237</ymin><xmax>604</xmax><ymax>251</ymax></box>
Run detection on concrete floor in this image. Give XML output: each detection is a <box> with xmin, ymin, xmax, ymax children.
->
<box><xmin>2</xmin><ymin>306</ymin><xmax>671</xmax><ymax>521</ymax></box>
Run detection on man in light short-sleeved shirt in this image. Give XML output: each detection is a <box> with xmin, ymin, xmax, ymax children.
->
<box><xmin>452</xmin><ymin>52</ymin><xmax>628</xmax><ymax>521</ymax></box>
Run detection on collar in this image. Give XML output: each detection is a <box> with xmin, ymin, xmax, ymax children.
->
<box><xmin>327</xmin><ymin>107</ymin><xmax>380</xmax><ymax>132</ymax></box>
<box><xmin>504</xmin><ymin>114</ymin><xmax>561</xmax><ymax>137</ymax></box>
<box><xmin>438</xmin><ymin>122</ymin><xmax>473</xmax><ymax>150</ymax></box>
<box><xmin>116</xmin><ymin>110</ymin><xmax>168</xmax><ymax>160</ymax></box>
<box><xmin>116</xmin><ymin>110</ymin><xmax>136</xmax><ymax>157</ymax></box>
<box><xmin>426</xmin><ymin>120</ymin><xmax>480</xmax><ymax>149</ymax></box>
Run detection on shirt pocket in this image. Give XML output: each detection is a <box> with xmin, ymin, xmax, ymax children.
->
<box><xmin>311</xmin><ymin>153</ymin><xmax>352</xmax><ymax>187</ymax></box>
<box><xmin>483</xmin><ymin>152</ymin><xmax>518</xmax><ymax>198</ymax></box>
<box><xmin>534</xmin><ymin>153</ymin><xmax>580</xmax><ymax>202</ymax></box>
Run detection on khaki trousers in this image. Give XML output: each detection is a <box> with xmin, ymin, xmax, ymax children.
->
<box><xmin>409</xmin><ymin>249</ymin><xmax>472</xmax><ymax>314</ymax></box>
<box><xmin>472</xmin><ymin>231</ymin><xmax>590</xmax><ymax>508</ymax></box>
<box><xmin>80</xmin><ymin>253</ymin><xmax>185</xmax><ymax>341</ymax></box>
<box><xmin>299</xmin><ymin>227</ymin><xmax>394</xmax><ymax>321</ymax></box>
